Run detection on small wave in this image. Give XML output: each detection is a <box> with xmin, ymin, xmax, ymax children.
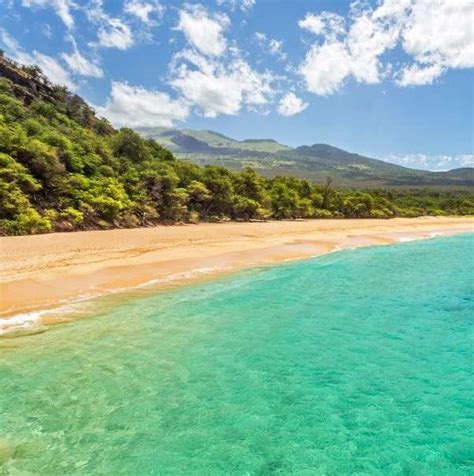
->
<box><xmin>0</xmin><ymin>267</ymin><xmax>225</xmax><ymax>336</ymax></box>
<box><xmin>0</xmin><ymin>311</ymin><xmax>44</xmax><ymax>336</ymax></box>
<box><xmin>398</xmin><ymin>236</ymin><xmax>416</xmax><ymax>243</ymax></box>
<box><xmin>0</xmin><ymin>298</ymin><xmax>93</xmax><ymax>337</ymax></box>
<box><xmin>136</xmin><ymin>266</ymin><xmax>226</xmax><ymax>289</ymax></box>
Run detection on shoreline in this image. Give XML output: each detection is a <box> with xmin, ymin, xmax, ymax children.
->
<box><xmin>1</xmin><ymin>217</ymin><xmax>473</xmax><ymax>335</ymax></box>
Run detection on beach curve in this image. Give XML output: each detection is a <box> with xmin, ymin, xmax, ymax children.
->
<box><xmin>1</xmin><ymin>217</ymin><xmax>473</xmax><ymax>334</ymax></box>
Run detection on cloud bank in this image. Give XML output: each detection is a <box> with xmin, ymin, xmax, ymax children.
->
<box><xmin>2</xmin><ymin>0</ymin><xmax>472</xmax><ymax>129</ymax></box>
<box><xmin>299</xmin><ymin>0</ymin><xmax>474</xmax><ymax>95</ymax></box>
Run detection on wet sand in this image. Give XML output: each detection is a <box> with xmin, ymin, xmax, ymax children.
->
<box><xmin>1</xmin><ymin>217</ymin><xmax>473</xmax><ymax>332</ymax></box>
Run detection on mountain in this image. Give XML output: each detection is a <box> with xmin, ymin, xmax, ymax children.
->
<box><xmin>137</xmin><ymin>128</ymin><xmax>473</xmax><ymax>189</ymax></box>
<box><xmin>136</xmin><ymin>127</ymin><xmax>291</xmax><ymax>155</ymax></box>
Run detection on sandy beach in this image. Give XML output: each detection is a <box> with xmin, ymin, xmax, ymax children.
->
<box><xmin>1</xmin><ymin>217</ymin><xmax>473</xmax><ymax>332</ymax></box>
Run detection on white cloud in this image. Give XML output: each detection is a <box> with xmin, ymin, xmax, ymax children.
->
<box><xmin>299</xmin><ymin>41</ymin><xmax>351</xmax><ymax>95</ymax></box>
<box><xmin>397</xmin><ymin>0</ymin><xmax>474</xmax><ymax>85</ymax></box>
<box><xmin>255</xmin><ymin>33</ymin><xmax>287</xmax><ymax>61</ymax></box>
<box><xmin>299</xmin><ymin>13</ymin><xmax>324</xmax><ymax>35</ymax></box>
<box><xmin>0</xmin><ymin>29</ymin><xmax>76</xmax><ymax>89</ymax></box>
<box><xmin>298</xmin><ymin>6</ymin><xmax>397</xmax><ymax>95</ymax></box>
<box><xmin>173</xmin><ymin>5</ymin><xmax>280</xmax><ymax>118</ymax></box>
<box><xmin>387</xmin><ymin>153</ymin><xmax>474</xmax><ymax>171</ymax></box>
<box><xmin>177</xmin><ymin>4</ymin><xmax>229</xmax><ymax>57</ymax></box>
<box><xmin>97</xmin><ymin>81</ymin><xmax>189</xmax><ymax>128</ymax></box>
<box><xmin>96</xmin><ymin>18</ymin><xmax>133</xmax><ymax>50</ymax></box>
<box><xmin>62</xmin><ymin>42</ymin><xmax>103</xmax><ymax>78</ymax></box>
<box><xmin>346</xmin><ymin>9</ymin><xmax>401</xmax><ymax>85</ymax></box>
<box><xmin>278</xmin><ymin>92</ymin><xmax>308</xmax><ymax>117</ymax></box>
<box><xmin>170</xmin><ymin>49</ymin><xmax>274</xmax><ymax>117</ymax></box>
<box><xmin>21</xmin><ymin>0</ymin><xmax>76</xmax><ymax>29</ymax></box>
<box><xmin>0</xmin><ymin>29</ymin><xmax>20</xmax><ymax>52</ymax></box>
<box><xmin>402</xmin><ymin>0</ymin><xmax>474</xmax><ymax>69</ymax></box>
<box><xmin>86</xmin><ymin>1</ymin><xmax>134</xmax><ymax>50</ymax></box>
<box><xmin>298</xmin><ymin>0</ymin><xmax>474</xmax><ymax>94</ymax></box>
<box><xmin>269</xmin><ymin>39</ymin><xmax>287</xmax><ymax>60</ymax></box>
<box><xmin>396</xmin><ymin>63</ymin><xmax>444</xmax><ymax>87</ymax></box>
<box><xmin>124</xmin><ymin>0</ymin><xmax>165</xmax><ymax>25</ymax></box>
<box><xmin>242</xmin><ymin>0</ymin><xmax>255</xmax><ymax>11</ymax></box>
<box><xmin>298</xmin><ymin>12</ymin><xmax>345</xmax><ymax>38</ymax></box>
<box><xmin>216</xmin><ymin>0</ymin><xmax>255</xmax><ymax>12</ymax></box>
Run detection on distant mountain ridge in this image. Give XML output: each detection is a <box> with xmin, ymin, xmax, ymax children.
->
<box><xmin>136</xmin><ymin>127</ymin><xmax>473</xmax><ymax>189</ymax></box>
<box><xmin>136</xmin><ymin>127</ymin><xmax>290</xmax><ymax>156</ymax></box>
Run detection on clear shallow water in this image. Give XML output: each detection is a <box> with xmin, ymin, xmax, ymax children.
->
<box><xmin>0</xmin><ymin>235</ymin><xmax>473</xmax><ymax>475</ymax></box>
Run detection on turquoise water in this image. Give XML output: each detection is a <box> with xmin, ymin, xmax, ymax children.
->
<box><xmin>1</xmin><ymin>235</ymin><xmax>473</xmax><ymax>475</ymax></box>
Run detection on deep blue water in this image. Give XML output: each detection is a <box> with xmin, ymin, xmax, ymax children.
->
<box><xmin>0</xmin><ymin>234</ymin><xmax>473</xmax><ymax>474</ymax></box>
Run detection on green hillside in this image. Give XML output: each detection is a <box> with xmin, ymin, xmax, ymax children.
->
<box><xmin>137</xmin><ymin>127</ymin><xmax>291</xmax><ymax>154</ymax></box>
<box><xmin>0</xmin><ymin>55</ymin><xmax>473</xmax><ymax>235</ymax></box>
<box><xmin>139</xmin><ymin>128</ymin><xmax>473</xmax><ymax>189</ymax></box>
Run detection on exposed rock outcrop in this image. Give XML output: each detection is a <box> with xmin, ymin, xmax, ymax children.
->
<box><xmin>0</xmin><ymin>56</ymin><xmax>54</xmax><ymax>104</ymax></box>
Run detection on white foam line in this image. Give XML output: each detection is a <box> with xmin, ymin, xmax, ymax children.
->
<box><xmin>398</xmin><ymin>236</ymin><xmax>416</xmax><ymax>242</ymax></box>
<box><xmin>0</xmin><ymin>266</ymin><xmax>227</xmax><ymax>337</ymax></box>
<box><xmin>0</xmin><ymin>311</ymin><xmax>43</xmax><ymax>335</ymax></box>
<box><xmin>141</xmin><ymin>266</ymin><xmax>229</xmax><ymax>287</ymax></box>
<box><xmin>108</xmin><ymin>266</ymin><xmax>227</xmax><ymax>293</ymax></box>
<box><xmin>398</xmin><ymin>231</ymin><xmax>450</xmax><ymax>243</ymax></box>
<box><xmin>0</xmin><ymin>299</ymin><xmax>93</xmax><ymax>336</ymax></box>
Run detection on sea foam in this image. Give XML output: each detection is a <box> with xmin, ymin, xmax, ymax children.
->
<box><xmin>0</xmin><ymin>267</ymin><xmax>226</xmax><ymax>336</ymax></box>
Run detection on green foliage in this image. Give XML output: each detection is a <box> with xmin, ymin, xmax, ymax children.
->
<box><xmin>233</xmin><ymin>195</ymin><xmax>260</xmax><ymax>220</ymax></box>
<box><xmin>61</xmin><ymin>207</ymin><xmax>84</xmax><ymax>225</ymax></box>
<box><xmin>270</xmin><ymin>180</ymin><xmax>300</xmax><ymax>219</ymax></box>
<box><xmin>0</xmin><ymin>153</ymin><xmax>40</xmax><ymax>192</ymax></box>
<box><xmin>0</xmin><ymin>181</ymin><xmax>52</xmax><ymax>234</ymax></box>
<box><xmin>0</xmin><ymin>63</ymin><xmax>472</xmax><ymax>235</ymax></box>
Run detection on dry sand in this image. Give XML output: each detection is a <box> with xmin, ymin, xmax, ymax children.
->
<box><xmin>1</xmin><ymin>217</ymin><xmax>473</xmax><ymax>332</ymax></box>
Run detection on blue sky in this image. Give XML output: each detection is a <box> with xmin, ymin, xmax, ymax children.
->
<box><xmin>1</xmin><ymin>0</ymin><xmax>473</xmax><ymax>170</ymax></box>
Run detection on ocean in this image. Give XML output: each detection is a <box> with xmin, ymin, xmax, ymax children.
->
<box><xmin>0</xmin><ymin>234</ymin><xmax>473</xmax><ymax>474</ymax></box>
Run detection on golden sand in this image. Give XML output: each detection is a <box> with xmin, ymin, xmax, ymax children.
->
<box><xmin>1</xmin><ymin>217</ymin><xmax>473</xmax><ymax>322</ymax></box>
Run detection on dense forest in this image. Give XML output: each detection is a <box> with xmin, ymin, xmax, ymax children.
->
<box><xmin>0</xmin><ymin>56</ymin><xmax>473</xmax><ymax>235</ymax></box>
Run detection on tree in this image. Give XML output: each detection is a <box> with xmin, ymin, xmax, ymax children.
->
<box><xmin>234</xmin><ymin>167</ymin><xmax>264</xmax><ymax>202</ymax></box>
<box><xmin>21</xmin><ymin>64</ymin><xmax>43</xmax><ymax>80</ymax></box>
<box><xmin>167</xmin><ymin>188</ymin><xmax>189</xmax><ymax>222</ymax></box>
<box><xmin>341</xmin><ymin>193</ymin><xmax>374</xmax><ymax>218</ymax></box>
<box><xmin>322</xmin><ymin>176</ymin><xmax>333</xmax><ymax>209</ymax></box>
<box><xmin>270</xmin><ymin>182</ymin><xmax>299</xmax><ymax>219</ymax></box>
<box><xmin>111</xmin><ymin>128</ymin><xmax>149</xmax><ymax>164</ymax></box>
<box><xmin>233</xmin><ymin>195</ymin><xmax>260</xmax><ymax>220</ymax></box>
<box><xmin>187</xmin><ymin>180</ymin><xmax>211</xmax><ymax>216</ymax></box>
<box><xmin>202</xmin><ymin>167</ymin><xmax>234</xmax><ymax>217</ymax></box>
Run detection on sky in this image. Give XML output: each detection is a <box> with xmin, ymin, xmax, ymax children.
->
<box><xmin>0</xmin><ymin>0</ymin><xmax>473</xmax><ymax>171</ymax></box>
